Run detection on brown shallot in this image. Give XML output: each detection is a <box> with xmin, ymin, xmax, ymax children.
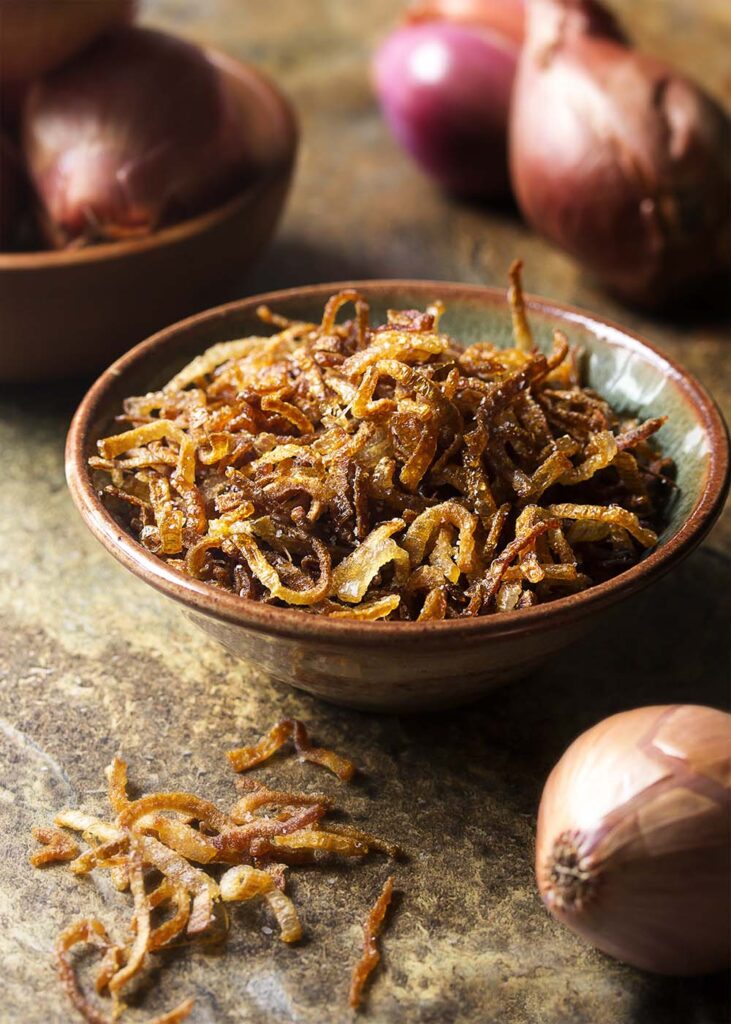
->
<box><xmin>23</xmin><ymin>27</ymin><xmax>254</xmax><ymax>247</ymax></box>
<box><xmin>510</xmin><ymin>0</ymin><xmax>731</xmax><ymax>308</ymax></box>
<box><xmin>535</xmin><ymin>704</ymin><xmax>731</xmax><ymax>974</ymax></box>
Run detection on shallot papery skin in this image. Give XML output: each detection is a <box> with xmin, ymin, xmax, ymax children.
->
<box><xmin>536</xmin><ymin>705</ymin><xmax>731</xmax><ymax>975</ymax></box>
<box><xmin>373</xmin><ymin>21</ymin><xmax>518</xmax><ymax>197</ymax></box>
<box><xmin>23</xmin><ymin>27</ymin><xmax>255</xmax><ymax>247</ymax></box>
<box><xmin>510</xmin><ymin>0</ymin><xmax>731</xmax><ymax>308</ymax></box>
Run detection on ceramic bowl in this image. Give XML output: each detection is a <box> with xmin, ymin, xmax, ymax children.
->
<box><xmin>66</xmin><ymin>282</ymin><xmax>730</xmax><ymax>712</ymax></box>
<box><xmin>0</xmin><ymin>47</ymin><xmax>297</xmax><ymax>383</ymax></box>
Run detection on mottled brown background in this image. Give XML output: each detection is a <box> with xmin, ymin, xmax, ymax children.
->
<box><xmin>1</xmin><ymin>1</ymin><xmax>729</xmax><ymax>1022</ymax></box>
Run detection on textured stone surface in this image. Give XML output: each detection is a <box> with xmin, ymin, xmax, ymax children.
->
<box><xmin>1</xmin><ymin>1</ymin><xmax>729</xmax><ymax>1022</ymax></box>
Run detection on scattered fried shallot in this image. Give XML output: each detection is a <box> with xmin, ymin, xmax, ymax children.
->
<box><xmin>349</xmin><ymin>876</ymin><xmax>395</xmax><ymax>1011</ymax></box>
<box><xmin>31</xmin><ymin>722</ymin><xmax>400</xmax><ymax>1022</ymax></box>
<box><xmin>92</xmin><ymin>263</ymin><xmax>674</xmax><ymax>619</ymax></box>
<box><xmin>30</xmin><ymin>826</ymin><xmax>80</xmax><ymax>866</ymax></box>
<box><xmin>227</xmin><ymin>717</ymin><xmax>356</xmax><ymax>781</ymax></box>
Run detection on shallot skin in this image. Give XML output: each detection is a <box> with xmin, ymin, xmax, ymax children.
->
<box><xmin>536</xmin><ymin>705</ymin><xmax>731</xmax><ymax>975</ymax></box>
<box><xmin>373</xmin><ymin>21</ymin><xmax>518</xmax><ymax>198</ymax></box>
<box><xmin>510</xmin><ymin>0</ymin><xmax>731</xmax><ymax>308</ymax></box>
<box><xmin>22</xmin><ymin>27</ymin><xmax>255</xmax><ymax>247</ymax></box>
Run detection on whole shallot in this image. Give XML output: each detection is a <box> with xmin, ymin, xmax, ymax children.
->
<box><xmin>536</xmin><ymin>704</ymin><xmax>731</xmax><ymax>975</ymax></box>
<box><xmin>23</xmin><ymin>27</ymin><xmax>255</xmax><ymax>247</ymax></box>
<box><xmin>510</xmin><ymin>0</ymin><xmax>731</xmax><ymax>307</ymax></box>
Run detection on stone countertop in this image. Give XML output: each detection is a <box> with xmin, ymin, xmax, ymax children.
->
<box><xmin>1</xmin><ymin>1</ymin><xmax>729</xmax><ymax>1022</ymax></box>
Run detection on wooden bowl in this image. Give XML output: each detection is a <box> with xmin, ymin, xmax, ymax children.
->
<box><xmin>0</xmin><ymin>47</ymin><xmax>297</xmax><ymax>382</ymax></box>
<box><xmin>66</xmin><ymin>282</ymin><xmax>730</xmax><ymax>712</ymax></box>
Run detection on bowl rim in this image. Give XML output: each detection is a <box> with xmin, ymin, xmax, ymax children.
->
<box><xmin>0</xmin><ymin>47</ymin><xmax>297</xmax><ymax>272</ymax></box>
<box><xmin>65</xmin><ymin>280</ymin><xmax>730</xmax><ymax>646</ymax></box>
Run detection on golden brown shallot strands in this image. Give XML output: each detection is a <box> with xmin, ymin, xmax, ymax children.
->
<box><xmin>91</xmin><ymin>264</ymin><xmax>674</xmax><ymax>618</ymax></box>
<box><xmin>29</xmin><ymin>826</ymin><xmax>80</xmax><ymax>866</ymax></box>
<box><xmin>31</xmin><ymin>722</ymin><xmax>401</xmax><ymax>1022</ymax></box>
<box><xmin>349</xmin><ymin>876</ymin><xmax>395</xmax><ymax>1011</ymax></box>
<box><xmin>227</xmin><ymin>717</ymin><xmax>356</xmax><ymax>781</ymax></box>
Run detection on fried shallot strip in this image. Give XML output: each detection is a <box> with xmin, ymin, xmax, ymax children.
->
<box><xmin>227</xmin><ymin>718</ymin><xmax>356</xmax><ymax>782</ymax></box>
<box><xmin>229</xmin><ymin>778</ymin><xmax>333</xmax><ymax>822</ymax></box>
<box><xmin>220</xmin><ymin>865</ymin><xmax>302</xmax><ymax>942</ymax></box>
<box><xmin>146</xmin><ymin>880</ymin><xmax>191</xmax><ymax>950</ymax></box>
<box><xmin>107</xmin><ymin>844</ymin><xmax>150</xmax><ymax>1008</ymax></box>
<box><xmin>56</xmin><ymin>918</ymin><xmax>115</xmax><ymax>1024</ymax></box>
<box><xmin>508</xmin><ymin>260</ymin><xmax>534</xmax><ymax>353</ymax></box>
<box><xmin>269</xmin><ymin>830</ymin><xmax>368</xmax><ymax>857</ymax></box>
<box><xmin>30</xmin><ymin>826</ymin><xmax>80</xmax><ymax>867</ymax></box>
<box><xmin>348</xmin><ymin>876</ymin><xmax>395</xmax><ymax>1011</ymax></box>
<box><xmin>106</xmin><ymin>757</ymin><xmax>131</xmax><ymax>813</ymax></box>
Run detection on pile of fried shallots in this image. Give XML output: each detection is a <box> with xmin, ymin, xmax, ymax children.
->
<box><xmin>31</xmin><ymin>719</ymin><xmax>397</xmax><ymax>1022</ymax></box>
<box><xmin>92</xmin><ymin>264</ymin><xmax>673</xmax><ymax>621</ymax></box>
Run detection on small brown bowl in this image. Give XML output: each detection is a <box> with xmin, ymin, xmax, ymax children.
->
<box><xmin>0</xmin><ymin>46</ymin><xmax>297</xmax><ymax>383</ymax></box>
<box><xmin>66</xmin><ymin>282</ymin><xmax>730</xmax><ymax>712</ymax></box>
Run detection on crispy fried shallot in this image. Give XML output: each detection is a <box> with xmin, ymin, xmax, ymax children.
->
<box><xmin>349</xmin><ymin>876</ymin><xmax>395</xmax><ymax>1011</ymax></box>
<box><xmin>93</xmin><ymin>265</ymin><xmax>673</xmax><ymax>618</ymax></box>
<box><xmin>227</xmin><ymin>717</ymin><xmax>356</xmax><ymax>781</ymax></box>
<box><xmin>30</xmin><ymin>826</ymin><xmax>80</xmax><ymax>866</ymax></box>
<box><xmin>229</xmin><ymin>778</ymin><xmax>333</xmax><ymax>823</ymax></box>
<box><xmin>32</xmin><ymin>722</ymin><xmax>400</xmax><ymax>1021</ymax></box>
<box><xmin>220</xmin><ymin>864</ymin><xmax>302</xmax><ymax>942</ymax></box>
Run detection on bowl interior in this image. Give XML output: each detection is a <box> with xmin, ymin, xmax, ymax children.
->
<box><xmin>84</xmin><ymin>283</ymin><xmax>716</xmax><ymax>553</ymax></box>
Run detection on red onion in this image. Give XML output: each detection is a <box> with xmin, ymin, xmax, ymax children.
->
<box><xmin>406</xmin><ymin>0</ymin><xmax>526</xmax><ymax>46</ymax></box>
<box><xmin>536</xmin><ymin>705</ymin><xmax>731</xmax><ymax>975</ymax></box>
<box><xmin>0</xmin><ymin>0</ymin><xmax>134</xmax><ymax>83</ymax></box>
<box><xmin>510</xmin><ymin>0</ymin><xmax>731</xmax><ymax>308</ymax></box>
<box><xmin>23</xmin><ymin>27</ymin><xmax>255</xmax><ymax>247</ymax></box>
<box><xmin>373</xmin><ymin>21</ymin><xmax>518</xmax><ymax>198</ymax></box>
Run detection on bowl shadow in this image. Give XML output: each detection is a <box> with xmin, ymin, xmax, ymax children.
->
<box><xmin>401</xmin><ymin>545</ymin><xmax>731</xmax><ymax>804</ymax></box>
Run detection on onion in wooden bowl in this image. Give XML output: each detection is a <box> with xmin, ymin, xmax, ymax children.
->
<box><xmin>0</xmin><ymin>40</ymin><xmax>297</xmax><ymax>382</ymax></box>
<box><xmin>23</xmin><ymin>27</ymin><xmax>257</xmax><ymax>248</ymax></box>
